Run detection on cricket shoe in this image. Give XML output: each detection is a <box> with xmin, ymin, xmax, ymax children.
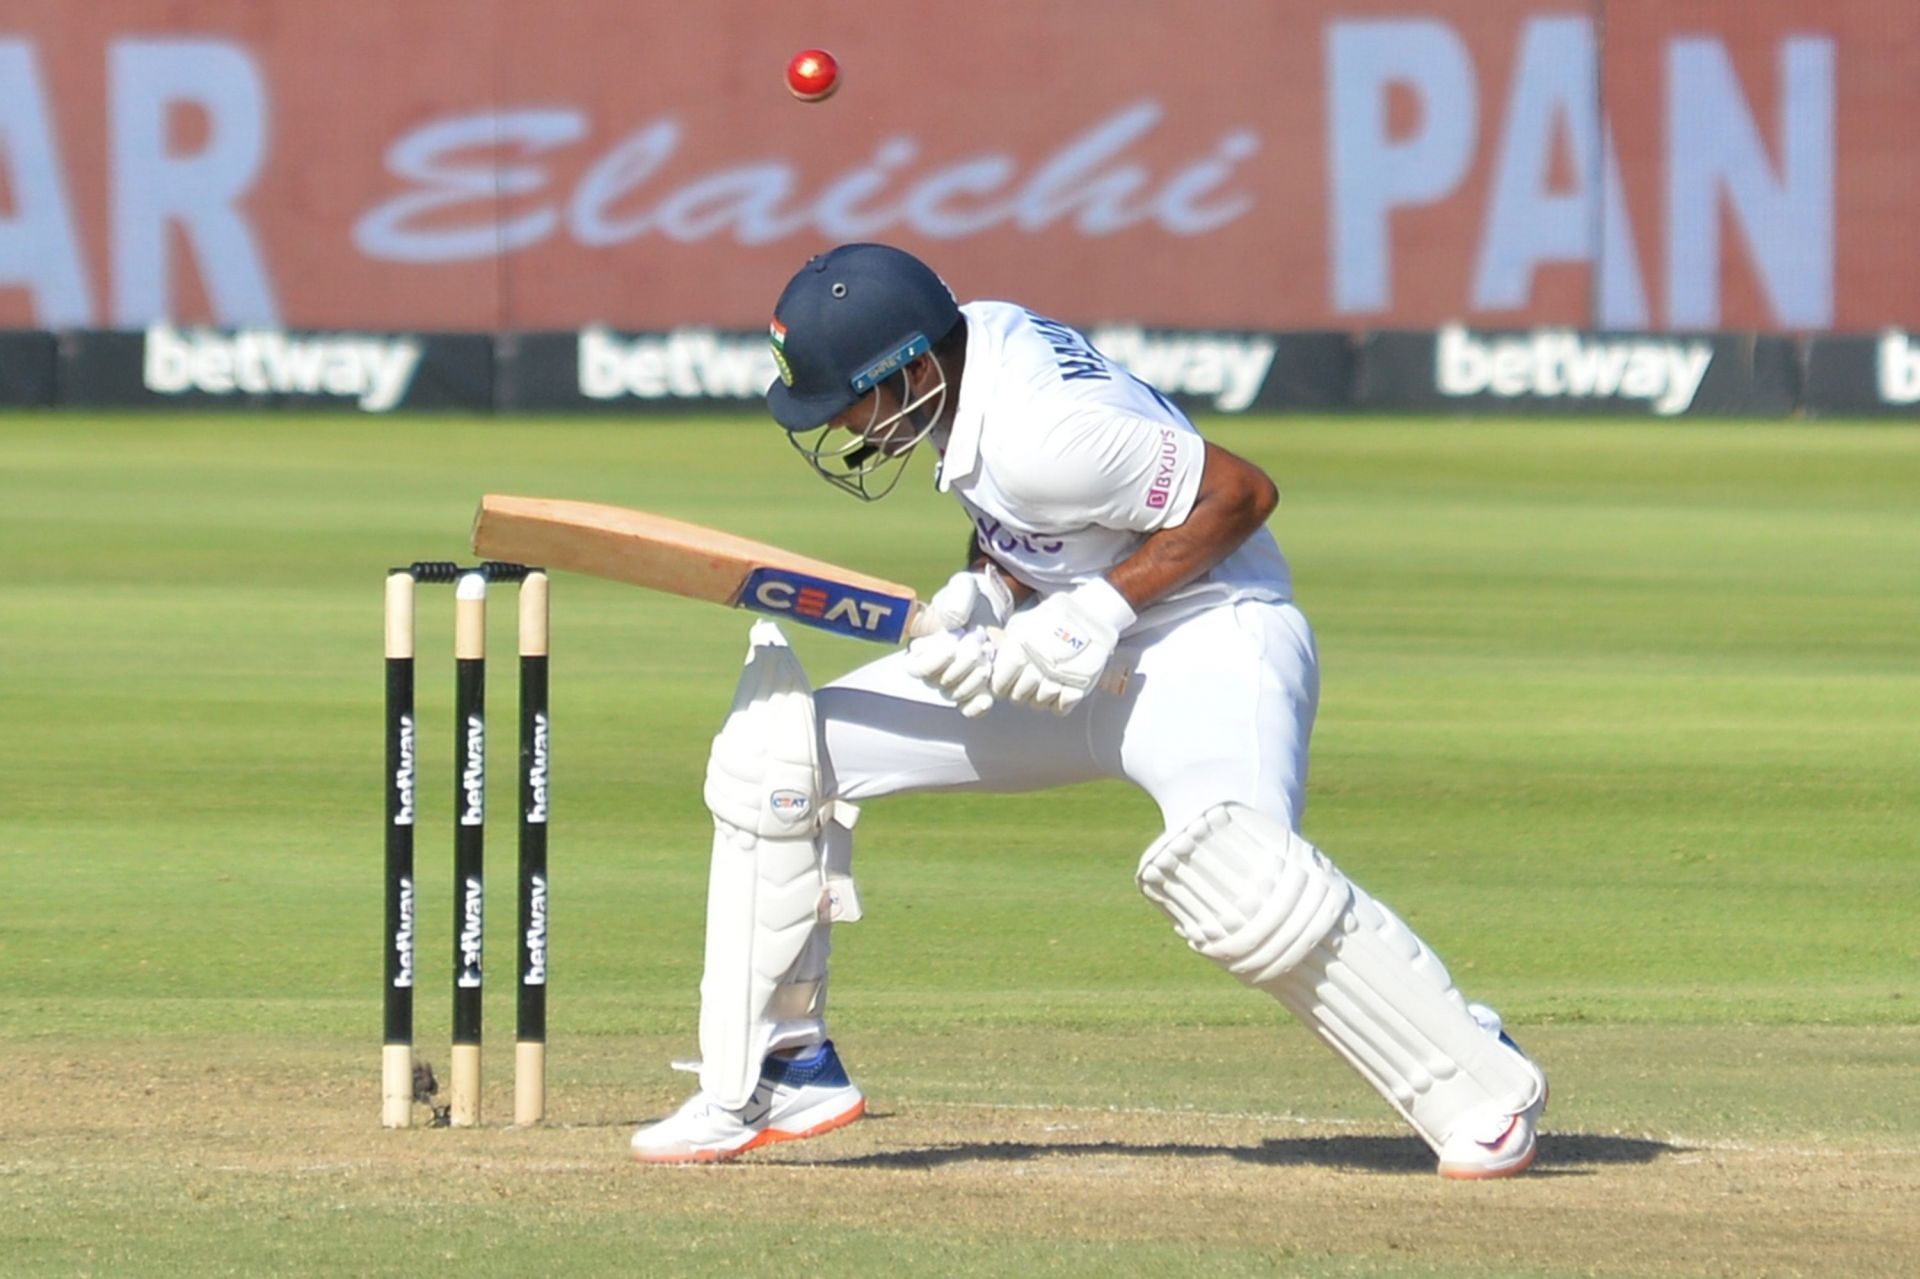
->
<box><xmin>630</xmin><ymin>1040</ymin><xmax>866</xmax><ymax>1164</ymax></box>
<box><xmin>1435</xmin><ymin>1004</ymin><xmax>1548</xmax><ymax>1181</ymax></box>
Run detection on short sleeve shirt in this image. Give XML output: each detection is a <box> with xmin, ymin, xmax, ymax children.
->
<box><xmin>935</xmin><ymin>302</ymin><xmax>1292</xmax><ymax>632</ymax></box>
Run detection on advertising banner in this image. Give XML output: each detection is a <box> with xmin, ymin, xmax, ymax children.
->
<box><xmin>61</xmin><ymin>328</ymin><xmax>493</xmax><ymax>412</ymax></box>
<box><xmin>19</xmin><ymin>322</ymin><xmax>1909</xmax><ymax>418</ymax></box>
<box><xmin>496</xmin><ymin>326</ymin><xmax>1358</xmax><ymax>415</ymax></box>
<box><xmin>0</xmin><ymin>1</ymin><xmax>1913</xmax><ymax>336</ymax></box>
<box><xmin>1803</xmin><ymin>332</ymin><xmax>1920</xmax><ymax>417</ymax></box>
<box><xmin>1356</xmin><ymin>327</ymin><xmax>1800</xmax><ymax>416</ymax></box>
<box><xmin>0</xmin><ymin>330</ymin><xmax>55</xmax><ymax>405</ymax></box>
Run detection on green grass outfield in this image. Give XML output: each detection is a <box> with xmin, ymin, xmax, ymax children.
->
<box><xmin>2</xmin><ymin>412</ymin><xmax>1916</xmax><ymax>1276</ymax></box>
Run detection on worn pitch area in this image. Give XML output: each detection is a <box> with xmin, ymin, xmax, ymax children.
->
<box><xmin>6</xmin><ymin>1027</ymin><xmax>1916</xmax><ymax>1278</ymax></box>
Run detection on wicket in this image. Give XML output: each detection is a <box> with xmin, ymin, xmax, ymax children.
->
<box><xmin>383</xmin><ymin>561</ymin><xmax>549</xmax><ymax>1128</ymax></box>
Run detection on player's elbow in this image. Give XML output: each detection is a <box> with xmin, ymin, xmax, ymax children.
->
<box><xmin>1246</xmin><ymin>468</ymin><xmax>1279</xmax><ymax>525</ymax></box>
<box><xmin>1200</xmin><ymin>443</ymin><xmax>1278</xmax><ymax>534</ymax></box>
<box><xmin>1222</xmin><ymin>464</ymin><xmax>1278</xmax><ymax>536</ymax></box>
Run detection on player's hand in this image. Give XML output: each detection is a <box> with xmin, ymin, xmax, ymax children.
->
<box><xmin>904</xmin><ymin>625</ymin><xmax>997</xmax><ymax>718</ymax></box>
<box><xmin>908</xmin><ymin>565</ymin><xmax>1016</xmax><ymax>638</ymax></box>
<box><xmin>989</xmin><ymin>579</ymin><xmax>1137</xmax><ymax>715</ymax></box>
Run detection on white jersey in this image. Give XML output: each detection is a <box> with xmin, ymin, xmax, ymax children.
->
<box><xmin>934</xmin><ymin>301</ymin><xmax>1291</xmax><ymax>632</ymax></box>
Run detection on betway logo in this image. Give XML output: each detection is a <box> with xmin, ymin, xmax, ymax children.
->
<box><xmin>457</xmin><ymin>876</ymin><xmax>484</xmax><ymax>988</ymax></box>
<box><xmin>525</xmin><ymin>711</ymin><xmax>549</xmax><ymax>824</ymax></box>
<box><xmin>579</xmin><ymin>327</ymin><xmax>775</xmax><ymax>400</ymax></box>
<box><xmin>144</xmin><ymin>325</ymin><xmax>422</xmax><ymax>411</ymax></box>
<box><xmin>392</xmin><ymin>714</ymin><xmax>415</xmax><ymax>826</ymax></box>
<box><xmin>392</xmin><ymin>877</ymin><xmax>414</xmax><ymax>989</ymax></box>
<box><xmin>1877</xmin><ymin>330</ymin><xmax>1920</xmax><ymax>404</ymax></box>
<box><xmin>1089</xmin><ymin>327</ymin><xmax>1276</xmax><ymax>412</ymax></box>
<box><xmin>1437</xmin><ymin>326</ymin><xmax>1713</xmax><ymax>416</ymax></box>
<box><xmin>524</xmin><ymin>873</ymin><xmax>548</xmax><ymax>986</ymax></box>
<box><xmin>460</xmin><ymin>714</ymin><xmax>485</xmax><ymax>827</ymax></box>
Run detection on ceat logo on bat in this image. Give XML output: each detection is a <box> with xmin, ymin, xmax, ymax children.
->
<box><xmin>742</xmin><ymin>567</ymin><xmax>910</xmax><ymax>643</ymax></box>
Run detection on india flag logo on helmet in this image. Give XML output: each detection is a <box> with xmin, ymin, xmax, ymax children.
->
<box><xmin>769</xmin><ymin>317</ymin><xmax>794</xmax><ymax>387</ymax></box>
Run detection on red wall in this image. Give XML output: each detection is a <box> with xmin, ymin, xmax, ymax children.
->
<box><xmin>0</xmin><ymin>0</ymin><xmax>1911</xmax><ymax>332</ymax></box>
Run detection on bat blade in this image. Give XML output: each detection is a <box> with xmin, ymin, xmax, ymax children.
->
<box><xmin>472</xmin><ymin>495</ymin><xmax>924</xmax><ymax>643</ymax></box>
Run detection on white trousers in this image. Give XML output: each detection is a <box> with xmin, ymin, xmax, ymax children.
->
<box><xmin>816</xmin><ymin>599</ymin><xmax>1319</xmax><ymax>833</ymax></box>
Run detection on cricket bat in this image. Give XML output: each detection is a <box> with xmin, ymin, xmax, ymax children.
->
<box><xmin>473</xmin><ymin>494</ymin><xmax>927</xmax><ymax>643</ymax></box>
<box><xmin>470</xmin><ymin>494</ymin><xmax>1132</xmax><ymax>692</ymax></box>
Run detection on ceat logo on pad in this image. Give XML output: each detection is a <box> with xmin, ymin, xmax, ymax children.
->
<box><xmin>768</xmin><ymin>790</ymin><xmax>811</xmax><ymax>823</ymax></box>
<box><xmin>741</xmin><ymin>567</ymin><xmax>909</xmax><ymax>642</ymax></box>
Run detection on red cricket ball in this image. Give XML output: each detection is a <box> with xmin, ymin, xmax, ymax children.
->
<box><xmin>785</xmin><ymin>48</ymin><xmax>840</xmax><ymax>102</ymax></box>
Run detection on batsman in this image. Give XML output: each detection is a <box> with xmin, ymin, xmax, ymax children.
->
<box><xmin>630</xmin><ymin>243</ymin><xmax>1548</xmax><ymax>1178</ymax></box>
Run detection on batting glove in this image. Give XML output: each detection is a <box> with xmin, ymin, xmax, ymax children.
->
<box><xmin>908</xmin><ymin>564</ymin><xmax>1016</xmax><ymax>638</ymax></box>
<box><xmin>904</xmin><ymin>625</ymin><xmax>997</xmax><ymax>718</ymax></box>
<box><xmin>989</xmin><ymin>579</ymin><xmax>1137</xmax><ymax>715</ymax></box>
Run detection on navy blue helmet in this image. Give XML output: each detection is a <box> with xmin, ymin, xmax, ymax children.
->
<box><xmin>766</xmin><ymin>243</ymin><xmax>962</xmax><ymax>433</ymax></box>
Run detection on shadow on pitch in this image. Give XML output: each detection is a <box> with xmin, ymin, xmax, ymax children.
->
<box><xmin>815</xmin><ymin>1131</ymin><xmax>1677</xmax><ymax>1174</ymax></box>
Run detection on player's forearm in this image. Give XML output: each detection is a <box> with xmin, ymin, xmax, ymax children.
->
<box><xmin>1106</xmin><ymin>443</ymin><xmax>1278</xmax><ymax>613</ymax></box>
<box><xmin>1104</xmin><ymin>515</ymin><xmax>1249</xmax><ymax>612</ymax></box>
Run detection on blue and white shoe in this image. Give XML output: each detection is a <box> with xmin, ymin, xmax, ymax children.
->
<box><xmin>630</xmin><ymin>1040</ymin><xmax>866</xmax><ymax>1164</ymax></box>
<box><xmin>1437</xmin><ymin>1005</ymin><xmax>1548</xmax><ymax>1180</ymax></box>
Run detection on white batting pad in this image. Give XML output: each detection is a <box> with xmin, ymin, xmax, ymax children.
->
<box><xmin>697</xmin><ymin>622</ymin><xmax>833</xmax><ymax>1109</ymax></box>
<box><xmin>1138</xmin><ymin>804</ymin><xmax>1543</xmax><ymax>1152</ymax></box>
<box><xmin>1137</xmin><ymin>804</ymin><xmax>1350</xmax><ymax>984</ymax></box>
